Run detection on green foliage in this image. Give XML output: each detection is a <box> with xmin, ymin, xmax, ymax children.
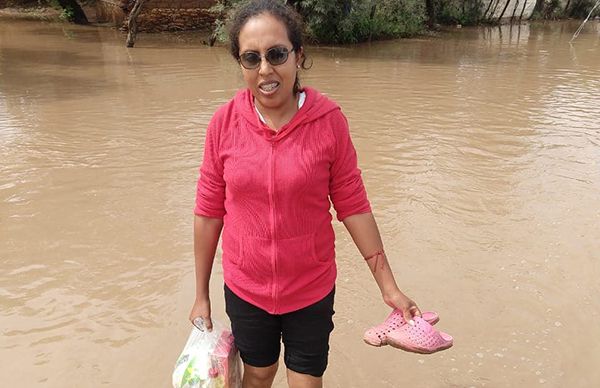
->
<box><xmin>541</xmin><ymin>0</ymin><xmax>564</xmax><ymax>19</ymax></box>
<box><xmin>58</xmin><ymin>4</ymin><xmax>74</xmax><ymax>21</ymax></box>
<box><xmin>210</xmin><ymin>0</ymin><xmax>426</xmax><ymax>44</ymax></box>
<box><xmin>566</xmin><ymin>0</ymin><xmax>599</xmax><ymax>18</ymax></box>
<box><xmin>208</xmin><ymin>0</ymin><xmax>249</xmax><ymax>44</ymax></box>
<box><xmin>211</xmin><ymin>18</ymin><xmax>228</xmax><ymax>43</ymax></box>
<box><xmin>436</xmin><ymin>0</ymin><xmax>483</xmax><ymax>25</ymax></box>
<box><xmin>45</xmin><ymin>0</ymin><xmax>75</xmax><ymax>21</ymax></box>
<box><xmin>298</xmin><ymin>0</ymin><xmax>426</xmax><ymax>43</ymax></box>
<box><xmin>296</xmin><ymin>0</ymin><xmax>346</xmax><ymax>43</ymax></box>
<box><xmin>48</xmin><ymin>0</ymin><xmax>62</xmax><ymax>9</ymax></box>
<box><xmin>373</xmin><ymin>0</ymin><xmax>427</xmax><ymax>39</ymax></box>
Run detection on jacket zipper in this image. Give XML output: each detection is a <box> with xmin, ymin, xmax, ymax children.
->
<box><xmin>269</xmin><ymin>141</ymin><xmax>279</xmax><ymax>313</ymax></box>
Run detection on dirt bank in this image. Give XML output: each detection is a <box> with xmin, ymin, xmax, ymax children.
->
<box><xmin>0</xmin><ymin>6</ymin><xmax>62</xmax><ymax>21</ymax></box>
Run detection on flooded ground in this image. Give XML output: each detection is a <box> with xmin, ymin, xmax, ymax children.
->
<box><xmin>1</xmin><ymin>18</ymin><xmax>599</xmax><ymax>388</ymax></box>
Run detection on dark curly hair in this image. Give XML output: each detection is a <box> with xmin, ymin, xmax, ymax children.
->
<box><xmin>228</xmin><ymin>0</ymin><xmax>310</xmax><ymax>94</ymax></box>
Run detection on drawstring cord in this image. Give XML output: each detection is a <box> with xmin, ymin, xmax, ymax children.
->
<box><xmin>364</xmin><ymin>249</ymin><xmax>386</xmax><ymax>272</ymax></box>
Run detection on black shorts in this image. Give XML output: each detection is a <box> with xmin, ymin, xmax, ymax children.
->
<box><xmin>224</xmin><ymin>284</ymin><xmax>335</xmax><ymax>377</ymax></box>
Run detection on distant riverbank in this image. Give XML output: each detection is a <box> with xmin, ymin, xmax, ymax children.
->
<box><xmin>2</xmin><ymin>1</ymin><xmax>599</xmax><ymax>45</ymax></box>
<box><xmin>0</xmin><ymin>5</ymin><xmax>62</xmax><ymax>21</ymax></box>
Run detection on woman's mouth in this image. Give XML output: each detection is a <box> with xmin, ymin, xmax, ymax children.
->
<box><xmin>258</xmin><ymin>81</ymin><xmax>280</xmax><ymax>95</ymax></box>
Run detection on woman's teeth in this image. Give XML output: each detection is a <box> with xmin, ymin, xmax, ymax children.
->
<box><xmin>260</xmin><ymin>82</ymin><xmax>279</xmax><ymax>92</ymax></box>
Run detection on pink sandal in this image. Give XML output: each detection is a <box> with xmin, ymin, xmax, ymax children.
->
<box><xmin>386</xmin><ymin>316</ymin><xmax>453</xmax><ymax>354</ymax></box>
<box><xmin>363</xmin><ymin>309</ymin><xmax>439</xmax><ymax>347</ymax></box>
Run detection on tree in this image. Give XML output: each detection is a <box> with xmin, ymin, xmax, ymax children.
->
<box><xmin>425</xmin><ymin>0</ymin><xmax>438</xmax><ymax>27</ymax></box>
<box><xmin>125</xmin><ymin>0</ymin><xmax>148</xmax><ymax>48</ymax></box>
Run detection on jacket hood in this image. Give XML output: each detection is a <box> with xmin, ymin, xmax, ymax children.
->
<box><xmin>234</xmin><ymin>86</ymin><xmax>340</xmax><ymax>142</ymax></box>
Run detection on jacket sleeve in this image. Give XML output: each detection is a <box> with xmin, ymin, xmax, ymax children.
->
<box><xmin>329</xmin><ymin>112</ymin><xmax>372</xmax><ymax>221</ymax></box>
<box><xmin>194</xmin><ymin>118</ymin><xmax>226</xmax><ymax>218</ymax></box>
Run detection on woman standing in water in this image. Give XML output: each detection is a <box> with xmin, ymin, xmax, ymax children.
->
<box><xmin>190</xmin><ymin>1</ymin><xmax>422</xmax><ymax>387</ymax></box>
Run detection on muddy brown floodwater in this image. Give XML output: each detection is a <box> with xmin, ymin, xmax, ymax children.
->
<box><xmin>1</xmin><ymin>18</ymin><xmax>599</xmax><ymax>388</ymax></box>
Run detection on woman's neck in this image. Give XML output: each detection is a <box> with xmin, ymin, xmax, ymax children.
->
<box><xmin>256</xmin><ymin>93</ymin><xmax>298</xmax><ymax>131</ymax></box>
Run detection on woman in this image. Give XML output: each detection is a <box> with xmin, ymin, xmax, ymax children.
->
<box><xmin>190</xmin><ymin>1</ymin><xmax>422</xmax><ymax>387</ymax></box>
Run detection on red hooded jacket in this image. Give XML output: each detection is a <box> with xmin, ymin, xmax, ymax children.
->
<box><xmin>195</xmin><ymin>87</ymin><xmax>371</xmax><ymax>314</ymax></box>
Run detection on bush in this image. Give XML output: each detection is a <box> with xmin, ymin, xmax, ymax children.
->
<box><xmin>210</xmin><ymin>0</ymin><xmax>426</xmax><ymax>45</ymax></box>
<box><xmin>566</xmin><ymin>0</ymin><xmax>599</xmax><ymax>19</ymax></box>
<box><xmin>542</xmin><ymin>0</ymin><xmax>564</xmax><ymax>19</ymax></box>
<box><xmin>298</xmin><ymin>0</ymin><xmax>426</xmax><ymax>43</ymax></box>
<box><xmin>436</xmin><ymin>0</ymin><xmax>483</xmax><ymax>25</ymax></box>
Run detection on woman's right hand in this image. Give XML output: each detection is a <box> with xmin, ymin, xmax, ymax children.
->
<box><xmin>189</xmin><ymin>295</ymin><xmax>213</xmax><ymax>332</ymax></box>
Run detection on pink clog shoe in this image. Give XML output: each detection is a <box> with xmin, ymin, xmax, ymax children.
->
<box><xmin>386</xmin><ymin>316</ymin><xmax>453</xmax><ymax>354</ymax></box>
<box><xmin>363</xmin><ymin>309</ymin><xmax>439</xmax><ymax>347</ymax></box>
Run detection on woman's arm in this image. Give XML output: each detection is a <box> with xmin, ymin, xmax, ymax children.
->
<box><xmin>189</xmin><ymin>215</ymin><xmax>224</xmax><ymax>331</ymax></box>
<box><xmin>342</xmin><ymin>212</ymin><xmax>422</xmax><ymax>323</ymax></box>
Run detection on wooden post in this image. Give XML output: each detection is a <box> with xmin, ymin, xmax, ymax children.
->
<box><xmin>126</xmin><ymin>0</ymin><xmax>148</xmax><ymax>48</ymax></box>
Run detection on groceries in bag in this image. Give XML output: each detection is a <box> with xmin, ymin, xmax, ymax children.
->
<box><xmin>173</xmin><ymin>319</ymin><xmax>242</xmax><ymax>388</ymax></box>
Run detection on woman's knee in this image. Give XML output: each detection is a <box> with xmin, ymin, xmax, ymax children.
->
<box><xmin>243</xmin><ymin>362</ymin><xmax>279</xmax><ymax>387</ymax></box>
<box><xmin>286</xmin><ymin>368</ymin><xmax>323</xmax><ymax>388</ymax></box>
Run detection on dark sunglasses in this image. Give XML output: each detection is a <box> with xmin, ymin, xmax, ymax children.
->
<box><xmin>239</xmin><ymin>46</ymin><xmax>295</xmax><ymax>70</ymax></box>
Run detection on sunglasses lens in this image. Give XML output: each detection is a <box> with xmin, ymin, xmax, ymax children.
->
<box><xmin>266</xmin><ymin>47</ymin><xmax>289</xmax><ymax>65</ymax></box>
<box><xmin>239</xmin><ymin>47</ymin><xmax>292</xmax><ymax>69</ymax></box>
<box><xmin>240</xmin><ymin>52</ymin><xmax>260</xmax><ymax>68</ymax></box>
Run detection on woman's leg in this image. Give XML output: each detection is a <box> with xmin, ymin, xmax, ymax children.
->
<box><xmin>286</xmin><ymin>368</ymin><xmax>322</xmax><ymax>388</ymax></box>
<box><xmin>281</xmin><ymin>288</ymin><xmax>335</xmax><ymax>387</ymax></box>
<box><xmin>243</xmin><ymin>362</ymin><xmax>279</xmax><ymax>388</ymax></box>
<box><xmin>225</xmin><ymin>285</ymin><xmax>282</xmax><ymax>388</ymax></box>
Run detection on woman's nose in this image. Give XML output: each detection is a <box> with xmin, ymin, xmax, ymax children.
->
<box><xmin>258</xmin><ymin>57</ymin><xmax>273</xmax><ymax>75</ymax></box>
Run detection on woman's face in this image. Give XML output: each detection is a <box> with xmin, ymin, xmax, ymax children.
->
<box><xmin>238</xmin><ymin>13</ymin><xmax>303</xmax><ymax>112</ymax></box>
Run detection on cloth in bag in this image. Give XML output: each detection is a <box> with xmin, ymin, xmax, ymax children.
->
<box><xmin>173</xmin><ymin>320</ymin><xmax>242</xmax><ymax>388</ymax></box>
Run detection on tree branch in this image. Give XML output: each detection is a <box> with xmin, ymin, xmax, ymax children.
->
<box><xmin>126</xmin><ymin>0</ymin><xmax>148</xmax><ymax>48</ymax></box>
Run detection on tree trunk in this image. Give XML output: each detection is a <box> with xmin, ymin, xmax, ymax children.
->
<box><xmin>126</xmin><ymin>0</ymin><xmax>148</xmax><ymax>48</ymax></box>
<box><xmin>368</xmin><ymin>2</ymin><xmax>377</xmax><ymax>41</ymax></box>
<box><xmin>519</xmin><ymin>0</ymin><xmax>528</xmax><ymax>20</ymax></box>
<box><xmin>564</xmin><ymin>0</ymin><xmax>572</xmax><ymax>15</ymax></box>
<box><xmin>490</xmin><ymin>0</ymin><xmax>502</xmax><ymax>21</ymax></box>
<box><xmin>510</xmin><ymin>0</ymin><xmax>520</xmax><ymax>22</ymax></box>
<box><xmin>342</xmin><ymin>0</ymin><xmax>352</xmax><ymax>16</ymax></box>
<box><xmin>425</xmin><ymin>0</ymin><xmax>437</xmax><ymax>27</ymax></box>
<box><xmin>498</xmin><ymin>0</ymin><xmax>513</xmax><ymax>22</ymax></box>
<box><xmin>483</xmin><ymin>0</ymin><xmax>495</xmax><ymax>20</ymax></box>
<box><xmin>57</xmin><ymin>0</ymin><xmax>88</xmax><ymax>24</ymax></box>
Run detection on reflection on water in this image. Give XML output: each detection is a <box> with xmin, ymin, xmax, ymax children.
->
<box><xmin>1</xmin><ymin>19</ymin><xmax>599</xmax><ymax>387</ymax></box>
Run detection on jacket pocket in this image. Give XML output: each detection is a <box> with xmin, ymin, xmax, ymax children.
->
<box><xmin>276</xmin><ymin>232</ymin><xmax>321</xmax><ymax>280</ymax></box>
<box><xmin>240</xmin><ymin>234</ymin><xmax>273</xmax><ymax>279</ymax></box>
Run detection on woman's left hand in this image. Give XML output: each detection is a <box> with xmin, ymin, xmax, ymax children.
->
<box><xmin>383</xmin><ymin>288</ymin><xmax>422</xmax><ymax>324</ymax></box>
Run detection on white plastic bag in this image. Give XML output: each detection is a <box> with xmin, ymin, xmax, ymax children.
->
<box><xmin>172</xmin><ymin>320</ymin><xmax>242</xmax><ymax>388</ymax></box>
